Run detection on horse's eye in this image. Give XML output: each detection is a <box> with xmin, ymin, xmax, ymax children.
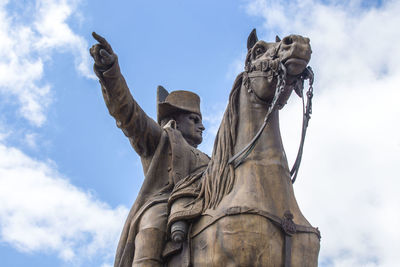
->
<box><xmin>255</xmin><ymin>47</ymin><xmax>264</xmax><ymax>57</ymax></box>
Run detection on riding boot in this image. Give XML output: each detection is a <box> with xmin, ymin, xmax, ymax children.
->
<box><xmin>132</xmin><ymin>228</ymin><xmax>166</xmax><ymax>267</ymax></box>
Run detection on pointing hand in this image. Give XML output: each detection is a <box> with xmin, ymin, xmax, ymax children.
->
<box><xmin>90</xmin><ymin>32</ymin><xmax>116</xmax><ymax>69</ymax></box>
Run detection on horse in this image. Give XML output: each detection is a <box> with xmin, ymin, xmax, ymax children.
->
<box><xmin>167</xmin><ymin>29</ymin><xmax>320</xmax><ymax>267</ymax></box>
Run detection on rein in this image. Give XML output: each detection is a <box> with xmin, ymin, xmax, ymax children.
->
<box><xmin>228</xmin><ymin>64</ymin><xmax>314</xmax><ymax>184</ymax></box>
<box><xmin>290</xmin><ymin>67</ymin><xmax>314</xmax><ymax>183</ymax></box>
<box><xmin>228</xmin><ymin>63</ymin><xmax>287</xmax><ymax>168</ymax></box>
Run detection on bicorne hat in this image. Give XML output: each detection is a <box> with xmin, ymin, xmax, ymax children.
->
<box><xmin>157</xmin><ymin>86</ymin><xmax>201</xmax><ymax>124</ymax></box>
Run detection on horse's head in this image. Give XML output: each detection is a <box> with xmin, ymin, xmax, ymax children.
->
<box><xmin>244</xmin><ymin>29</ymin><xmax>312</xmax><ymax>104</ymax></box>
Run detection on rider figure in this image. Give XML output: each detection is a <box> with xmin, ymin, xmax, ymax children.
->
<box><xmin>90</xmin><ymin>32</ymin><xmax>209</xmax><ymax>267</ymax></box>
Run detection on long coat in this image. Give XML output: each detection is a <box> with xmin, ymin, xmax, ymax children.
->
<box><xmin>94</xmin><ymin>58</ymin><xmax>210</xmax><ymax>267</ymax></box>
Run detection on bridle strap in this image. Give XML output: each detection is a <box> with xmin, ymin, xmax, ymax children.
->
<box><xmin>247</xmin><ymin>71</ymin><xmax>275</xmax><ymax>78</ymax></box>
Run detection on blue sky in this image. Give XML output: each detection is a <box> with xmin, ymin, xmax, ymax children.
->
<box><xmin>0</xmin><ymin>0</ymin><xmax>399</xmax><ymax>266</ymax></box>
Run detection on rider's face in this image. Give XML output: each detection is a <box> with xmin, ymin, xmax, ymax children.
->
<box><xmin>175</xmin><ymin>112</ymin><xmax>205</xmax><ymax>148</ymax></box>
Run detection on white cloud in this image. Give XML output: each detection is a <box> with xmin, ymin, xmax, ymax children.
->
<box><xmin>0</xmin><ymin>143</ymin><xmax>128</xmax><ymax>265</ymax></box>
<box><xmin>0</xmin><ymin>0</ymin><xmax>94</xmax><ymax>127</ymax></box>
<box><xmin>24</xmin><ymin>133</ymin><xmax>38</xmax><ymax>149</ymax></box>
<box><xmin>243</xmin><ymin>0</ymin><xmax>400</xmax><ymax>266</ymax></box>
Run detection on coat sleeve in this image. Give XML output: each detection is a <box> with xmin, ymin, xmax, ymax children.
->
<box><xmin>94</xmin><ymin>56</ymin><xmax>162</xmax><ymax>157</ymax></box>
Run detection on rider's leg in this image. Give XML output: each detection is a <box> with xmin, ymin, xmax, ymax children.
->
<box><xmin>132</xmin><ymin>202</ymin><xmax>168</xmax><ymax>267</ymax></box>
<box><xmin>132</xmin><ymin>228</ymin><xmax>165</xmax><ymax>267</ymax></box>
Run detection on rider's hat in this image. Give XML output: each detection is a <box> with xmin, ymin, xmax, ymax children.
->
<box><xmin>157</xmin><ymin>86</ymin><xmax>201</xmax><ymax>124</ymax></box>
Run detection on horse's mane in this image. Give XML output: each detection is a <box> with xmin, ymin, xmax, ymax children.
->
<box><xmin>199</xmin><ymin>72</ymin><xmax>243</xmax><ymax>210</ymax></box>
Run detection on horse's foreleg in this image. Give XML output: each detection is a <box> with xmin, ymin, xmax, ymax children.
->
<box><xmin>191</xmin><ymin>220</ymin><xmax>235</xmax><ymax>267</ymax></box>
<box><xmin>191</xmin><ymin>215</ymin><xmax>284</xmax><ymax>267</ymax></box>
<box><xmin>290</xmin><ymin>232</ymin><xmax>320</xmax><ymax>267</ymax></box>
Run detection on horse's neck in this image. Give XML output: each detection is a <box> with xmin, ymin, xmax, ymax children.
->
<box><xmin>235</xmin><ymin>86</ymin><xmax>288</xmax><ymax>168</ymax></box>
<box><xmin>208</xmin><ymin>85</ymin><xmax>310</xmax><ymax>224</ymax></box>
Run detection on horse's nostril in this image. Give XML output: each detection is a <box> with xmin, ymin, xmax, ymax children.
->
<box><xmin>283</xmin><ymin>37</ymin><xmax>293</xmax><ymax>45</ymax></box>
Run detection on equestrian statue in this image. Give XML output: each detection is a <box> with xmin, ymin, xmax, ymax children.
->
<box><xmin>90</xmin><ymin>28</ymin><xmax>320</xmax><ymax>267</ymax></box>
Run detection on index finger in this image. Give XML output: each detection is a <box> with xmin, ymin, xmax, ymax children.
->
<box><xmin>92</xmin><ymin>32</ymin><xmax>113</xmax><ymax>53</ymax></box>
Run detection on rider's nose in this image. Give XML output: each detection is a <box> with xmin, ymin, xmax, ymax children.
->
<box><xmin>198</xmin><ymin>123</ymin><xmax>205</xmax><ymax>131</ymax></box>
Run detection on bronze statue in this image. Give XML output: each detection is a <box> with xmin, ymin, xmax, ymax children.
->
<box><xmin>90</xmin><ymin>28</ymin><xmax>320</xmax><ymax>267</ymax></box>
<box><xmin>90</xmin><ymin>33</ymin><xmax>210</xmax><ymax>267</ymax></box>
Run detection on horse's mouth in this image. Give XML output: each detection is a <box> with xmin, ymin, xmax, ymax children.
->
<box><xmin>284</xmin><ymin>58</ymin><xmax>308</xmax><ymax>66</ymax></box>
<box><xmin>283</xmin><ymin>58</ymin><xmax>309</xmax><ymax>75</ymax></box>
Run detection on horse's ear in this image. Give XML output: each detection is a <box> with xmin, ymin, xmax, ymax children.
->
<box><xmin>275</xmin><ymin>35</ymin><xmax>281</xmax><ymax>42</ymax></box>
<box><xmin>247</xmin><ymin>28</ymin><xmax>258</xmax><ymax>50</ymax></box>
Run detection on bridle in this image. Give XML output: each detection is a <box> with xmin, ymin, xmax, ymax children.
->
<box><xmin>228</xmin><ymin>59</ymin><xmax>314</xmax><ymax>184</ymax></box>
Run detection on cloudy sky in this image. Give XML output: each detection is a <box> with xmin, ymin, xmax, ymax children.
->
<box><xmin>0</xmin><ymin>0</ymin><xmax>399</xmax><ymax>266</ymax></box>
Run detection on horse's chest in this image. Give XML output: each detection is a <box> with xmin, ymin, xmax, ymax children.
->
<box><xmin>206</xmin><ymin>161</ymin><xmax>293</xmax><ymax>218</ymax></box>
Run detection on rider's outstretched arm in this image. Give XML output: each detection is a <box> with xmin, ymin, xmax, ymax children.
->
<box><xmin>90</xmin><ymin>32</ymin><xmax>162</xmax><ymax>158</ymax></box>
